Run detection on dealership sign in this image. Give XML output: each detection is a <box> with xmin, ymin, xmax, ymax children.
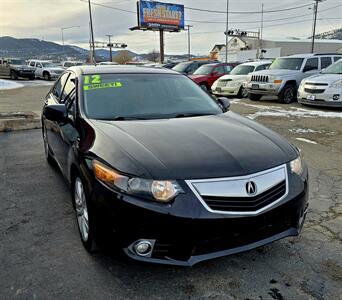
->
<box><xmin>138</xmin><ymin>1</ymin><xmax>184</xmax><ymax>31</ymax></box>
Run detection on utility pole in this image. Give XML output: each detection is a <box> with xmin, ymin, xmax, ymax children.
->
<box><xmin>106</xmin><ymin>34</ymin><xmax>113</xmax><ymax>62</ymax></box>
<box><xmin>225</xmin><ymin>0</ymin><xmax>230</xmax><ymax>63</ymax></box>
<box><xmin>159</xmin><ymin>29</ymin><xmax>164</xmax><ymax>64</ymax></box>
<box><xmin>311</xmin><ymin>0</ymin><xmax>323</xmax><ymax>53</ymax></box>
<box><xmin>88</xmin><ymin>0</ymin><xmax>96</xmax><ymax>64</ymax></box>
<box><xmin>185</xmin><ymin>25</ymin><xmax>193</xmax><ymax>61</ymax></box>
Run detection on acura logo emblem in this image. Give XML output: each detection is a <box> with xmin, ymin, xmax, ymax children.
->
<box><xmin>246</xmin><ymin>181</ymin><xmax>257</xmax><ymax>196</ymax></box>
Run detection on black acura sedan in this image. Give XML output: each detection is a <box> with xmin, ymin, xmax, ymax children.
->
<box><xmin>42</xmin><ymin>66</ymin><xmax>309</xmax><ymax>266</ymax></box>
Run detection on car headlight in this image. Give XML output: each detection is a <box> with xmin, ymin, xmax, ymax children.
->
<box><xmin>290</xmin><ymin>156</ymin><xmax>303</xmax><ymax>176</ymax></box>
<box><xmin>93</xmin><ymin>160</ymin><xmax>183</xmax><ymax>203</ymax></box>
<box><xmin>330</xmin><ymin>80</ymin><xmax>342</xmax><ymax>89</ymax></box>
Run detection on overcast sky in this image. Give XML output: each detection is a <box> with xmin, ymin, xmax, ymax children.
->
<box><xmin>0</xmin><ymin>0</ymin><xmax>341</xmax><ymax>55</ymax></box>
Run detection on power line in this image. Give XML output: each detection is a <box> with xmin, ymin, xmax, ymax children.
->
<box><xmin>184</xmin><ymin>2</ymin><xmax>314</xmax><ymax>14</ymax></box>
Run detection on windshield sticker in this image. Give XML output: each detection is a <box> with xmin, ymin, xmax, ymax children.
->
<box><xmin>84</xmin><ymin>75</ymin><xmax>102</xmax><ymax>85</ymax></box>
<box><xmin>84</xmin><ymin>82</ymin><xmax>123</xmax><ymax>91</ymax></box>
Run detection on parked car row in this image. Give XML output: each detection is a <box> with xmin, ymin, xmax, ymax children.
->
<box><xmin>206</xmin><ymin>53</ymin><xmax>341</xmax><ymax>108</ymax></box>
<box><xmin>0</xmin><ymin>57</ymin><xmax>86</xmax><ymax>81</ymax></box>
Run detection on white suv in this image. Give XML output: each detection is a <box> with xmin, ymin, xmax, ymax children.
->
<box><xmin>245</xmin><ymin>54</ymin><xmax>342</xmax><ymax>104</ymax></box>
<box><xmin>298</xmin><ymin>59</ymin><xmax>342</xmax><ymax>107</ymax></box>
<box><xmin>211</xmin><ymin>60</ymin><xmax>272</xmax><ymax>98</ymax></box>
<box><xmin>28</xmin><ymin>60</ymin><xmax>64</xmax><ymax>80</ymax></box>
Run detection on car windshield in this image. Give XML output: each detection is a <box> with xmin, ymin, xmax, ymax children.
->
<box><xmin>321</xmin><ymin>60</ymin><xmax>342</xmax><ymax>74</ymax></box>
<box><xmin>269</xmin><ymin>58</ymin><xmax>304</xmax><ymax>70</ymax></box>
<box><xmin>82</xmin><ymin>74</ymin><xmax>222</xmax><ymax>120</ymax></box>
<box><xmin>230</xmin><ymin>65</ymin><xmax>255</xmax><ymax>75</ymax></box>
<box><xmin>42</xmin><ymin>62</ymin><xmax>57</xmax><ymax>68</ymax></box>
<box><xmin>172</xmin><ymin>62</ymin><xmax>192</xmax><ymax>72</ymax></box>
<box><xmin>193</xmin><ymin>65</ymin><xmax>215</xmax><ymax>75</ymax></box>
<box><xmin>10</xmin><ymin>59</ymin><xmax>26</xmax><ymax>65</ymax></box>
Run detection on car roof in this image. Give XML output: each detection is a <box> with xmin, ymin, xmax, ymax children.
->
<box><xmin>240</xmin><ymin>60</ymin><xmax>273</xmax><ymax>66</ymax></box>
<box><xmin>69</xmin><ymin>65</ymin><xmax>179</xmax><ymax>76</ymax></box>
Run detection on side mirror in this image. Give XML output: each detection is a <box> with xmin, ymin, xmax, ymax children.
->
<box><xmin>44</xmin><ymin>104</ymin><xmax>68</xmax><ymax>122</ymax></box>
<box><xmin>217</xmin><ymin>97</ymin><xmax>230</xmax><ymax>112</ymax></box>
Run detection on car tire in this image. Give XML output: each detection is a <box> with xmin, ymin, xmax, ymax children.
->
<box><xmin>10</xmin><ymin>70</ymin><xmax>18</xmax><ymax>80</ymax></box>
<box><xmin>248</xmin><ymin>93</ymin><xmax>262</xmax><ymax>101</ymax></box>
<box><xmin>42</xmin><ymin>126</ymin><xmax>55</xmax><ymax>165</ymax></box>
<box><xmin>73</xmin><ymin>176</ymin><xmax>97</xmax><ymax>253</ymax></box>
<box><xmin>29</xmin><ymin>75</ymin><xmax>35</xmax><ymax>80</ymax></box>
<box><xmin>43</xmin><ymin>72</ymin><xmax>51</xmax><ymax>81</ymax></box>
<box><xmin>278</xmin><ymin>84</ymin><xmax>297</xmax><ymax>104</ymax></box>
<box><xmin>200</xmin><ymin>83</ymin><xmax>209</xmax><ymax>92</ymax></box>
<box><xmin>238</xmin><ymin>86</ymin><xmax>248</xmax><ymax>98</ymax></box>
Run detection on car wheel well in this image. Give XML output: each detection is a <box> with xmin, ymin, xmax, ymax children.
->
<box><xmin>285</xmin><ymin>80</ymin><xmax>297</xmax><ymax>88</ymax></box>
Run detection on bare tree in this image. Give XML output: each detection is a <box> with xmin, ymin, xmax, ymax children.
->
<box><xmin>114</xmin><ymin>51</ymin><xmax>132</xmax><ymax>64</ymax></box>
<box><xmin>146</xmin><ymin>50</ymin><xmax>160</xmax><ymax>62</ymax></box>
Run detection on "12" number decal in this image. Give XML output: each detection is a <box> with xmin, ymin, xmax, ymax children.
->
<box><xmin>84</xmin><ymin>75</ymin><xmax>101</xmax><ymax>84</ymax></box>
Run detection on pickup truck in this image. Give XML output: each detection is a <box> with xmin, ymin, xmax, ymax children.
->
<box><xmin>0</xmin><ymin>58</ymin><xmax>35</xmax><ymax>80</ymax></box>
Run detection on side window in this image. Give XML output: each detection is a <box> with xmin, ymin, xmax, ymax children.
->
<box><xmin>215</xmin><ymin>66</ymin><xmax>225</xmax><ymax>74</ymax></box>
<box><xmin>61</xmin><ymin>73</ymin><xmax>76</xmax><ymax>102</ymax></box>
<box><xmin>320</xmin><ymin>57</ymin><xmax>332</xmax><ymax>69</ymax></box>
<box><xmin>334</xmin><ymin>56</ymin><xmax>341</xmax><ymax>62</ymax></box>
<box><xmin>37</xmin><ymin>63</ymin><xmax>42</xmax><ymax>68</ymax></box>
<box><xmin>303</xmin><ymin>58</ymin><xmax>318</xmax><ymax>72</ymax></box>
<box><xmin>224</xmin><ymin>65</ymin><xmax>232</xmax><ymax>73</ymax></box>
<box><xmin>65</xmin><ymin>90</ymin><xmax>76</xmax><ymax>113</ymax></box>
<box><xmin>52</xmin><ymin>73</ymin><xmax>69</xmax><ymax>102</ymax></box>
<box><xmin>30</xmin><ymin>61</ymin><xmax>35</xmax><ymax>67</ymax></box>
<box><xmin>187</xmin><ymin>63</ymin><xmax>198</xmax><ymax>74</ymax></box>
<box><xmin>255</xmin><ymin>64</ymin><xmax>270</xmax><ymax>71</ymax></box>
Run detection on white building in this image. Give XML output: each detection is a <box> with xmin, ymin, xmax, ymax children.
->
<box><xmin>212</xmin><ymin>37</ymin><xmax>342</xmax><ymax>62</ymax></box>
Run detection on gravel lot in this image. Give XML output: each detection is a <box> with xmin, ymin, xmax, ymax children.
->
<box><xmin>0</xmin><ymin>85</ymin><xmax>341</xmax><ymax>299</ymax></box>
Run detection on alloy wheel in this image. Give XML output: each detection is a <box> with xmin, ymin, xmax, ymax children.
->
<box><xmin>74</xmin><ymin>178</ymin><xmax>89</xmax><ymax>242</ymax></box>
<box><xmin>241</xmin><ymin>87</ymin><xmax>248</xmax><ymax>98</ymax></box>
<box><xmin>284</xmin><ymin>87</ymin><xmax>295</xmax><ymax>103</ymax></box>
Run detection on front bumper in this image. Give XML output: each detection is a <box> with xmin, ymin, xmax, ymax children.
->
<box><xmin>17</xmin><ymin>70</ymin><xmax>35</xmax><ymax>78</ymax></box>
<box><xmin>298</xmin><ymin>89</ymin><xmax>342</xmax><ymax>107</ymax></box>
<box><xmin>90</xmin><ymin>165</ymin><xmax>309</xmax><ymax>266</ymax></box>
<box><xmin>245</xmin><ymin>82</ymin><xmax>282</xmax><ymax>96</ymax></box>
<box><xmin>212</xmin><ymin>85</ymin><xmax>240</xmax><ymax>96</ymax></box>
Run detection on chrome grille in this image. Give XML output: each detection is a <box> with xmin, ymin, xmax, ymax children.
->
<box><xmin>217</xmin><ymin>79</ymin><xmax>231</xmax><ymax>87</ymax></box>
<box><xmin>202</xmin><ymin>180</ymin><xmax>286</xmax><ymax>212</ymax></box>
<box><xmin>251</xmin><ymin>75</ymin><xmax>269</xmax><ymax>83</ymax></box>
<box><xmin>186</xmin><ymin>165</ymin><xmax>288</xmax><ymax>216</ymax></box>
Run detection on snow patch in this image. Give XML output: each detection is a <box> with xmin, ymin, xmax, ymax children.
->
<box><xmin>296</xmin><ymin>138</ymin><xmax>318</xmax><ymax>145</ymax></box>
<box><xmin>236</xmin><ymin>102</ymin><xmax>342</xmax><ymax>119</ymax></box>
<box><xmin>289</xmin><ymin>128</ymin><xmax>321</xmax><ymax>134</ymax></box>
<box><xmin>0</xmin><ymin>79</ymin><xmax>24</xmax><ymax>90</ymax></box>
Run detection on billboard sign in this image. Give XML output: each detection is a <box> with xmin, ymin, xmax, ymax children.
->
<box><xmin>138</xmin><ymin>1</ymin><xmax>184</xmax><ymax>31</ymax></box>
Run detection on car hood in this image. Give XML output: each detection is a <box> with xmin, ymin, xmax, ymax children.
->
<box><xmin>46</xmin><ymin>67</ymin><xmax>64</xmax><ymax>72</ymax></box>
<box><xmin>89</xmin><ymin>113</ymin><xmax>297</xmax><ymax>180</ymax></box>
<box><xmin>189</xmin><ymin>74</ymin><xmax>209</xmax><ymax>82</ymax></box>
<box><xmin>252</xmin><ymin>69</ymin><xmax>300</xmax><ymax>77</ymax></box>
<box><xmin>305</xmin><ymin>73</ymin><xmax>340</xmax><ymax>83</ymax></box>
<box><xmin>219</xmin><ymin>74</ymin><xmax>247</xmax><ymax>81</ymax></box>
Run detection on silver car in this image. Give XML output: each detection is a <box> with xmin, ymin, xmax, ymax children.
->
<box><xmin>298</xmin><ymin>59</ymin><xmax>342</xmax><ymax>107</ymax></box>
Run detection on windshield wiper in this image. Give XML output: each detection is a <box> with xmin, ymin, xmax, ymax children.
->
<box><xmin>174</xmin><ymin>113</ymin><xmax>214</xmax><ymax>118</ymax></box>
<box><xmin>112</xmin><ymin>116</ymin><xmax>147</xmax><ymax>121</ymax></box>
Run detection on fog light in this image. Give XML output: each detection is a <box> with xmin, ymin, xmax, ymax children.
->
<box><xmin>134</xmin><ymin>241</ymin><xmax>153</xmax><ymax>256</ymax></box>
<box><xmin>332</xmin><ymin>94</ymin><xmax>340</xmax><ymax>101</ymax></box>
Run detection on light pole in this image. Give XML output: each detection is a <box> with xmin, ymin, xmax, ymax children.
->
<box><xmin>61</xmin><ymin>26</ymin><xmax>80</xmax><ymax>55</ymax></box>
<box><xmin>225</xmin><ymin>0</ymin><xmax>230</xmax><ymax>63</ymax></box>
<box><xmin>185</xmin><ymin>25</ymin><xmax>193</xmax><ymax>61</ymax></box>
